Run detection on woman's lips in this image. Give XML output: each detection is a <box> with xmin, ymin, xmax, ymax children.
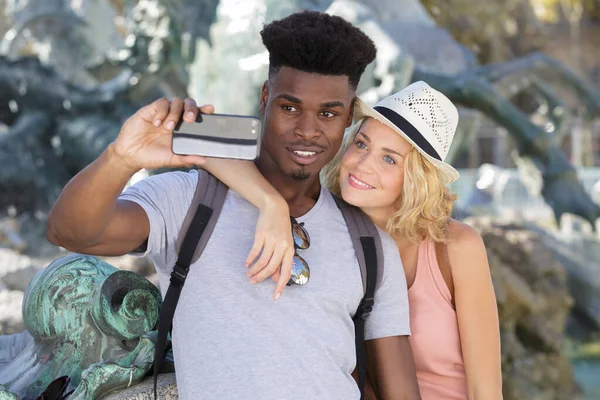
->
<box><xmin>348</xmin><ymin>174</ymin><xmax>375</xmax><ymax>190</ymax></box>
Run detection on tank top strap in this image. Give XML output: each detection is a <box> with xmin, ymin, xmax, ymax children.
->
<box><xmin>422</xmin><ymin>241</ymin><xmax>454</xmax><ymax>308</ymax></box>
<box><xmin>409</xmin><ymin>240</ymin><xmax>430</xmax><ymax>291</ymax></box>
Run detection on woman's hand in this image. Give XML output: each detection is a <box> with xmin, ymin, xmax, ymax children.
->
<box><xmin>245</xmin><ymin>197</ymin><xmax>294</xmax><ymax>300</ymax></box>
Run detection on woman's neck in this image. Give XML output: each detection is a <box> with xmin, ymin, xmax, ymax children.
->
<box><xmin>361</xmin><ymin>205</ymin><xmax>394</xmax><ymax>232</ymax></box>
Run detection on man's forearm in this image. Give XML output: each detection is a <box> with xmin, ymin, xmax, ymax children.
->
<box><xmin>47</xmin><ymin>143</ymin><xmax>138</xmax><ymax>250</ymax></box>
<box><xmin>367</xmin><ymin>336</ymin><xmax>421</xmax><ymax>400</ymax></box>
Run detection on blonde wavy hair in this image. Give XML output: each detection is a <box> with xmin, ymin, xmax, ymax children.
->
<box><xmin>321</xmin><ymin>118</ymin><xmax>457</xmax><ymax>244</ymax></box>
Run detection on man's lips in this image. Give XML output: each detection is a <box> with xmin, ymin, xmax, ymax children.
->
<box><xmin>348</xmin><ymin>173</ymin><xmax>375</xmax><ymax>190</ymax></box>
<box><xmin>287</xmin><ymin>148</ymin><xmax>324</xmax><ymax>165</ymax></box>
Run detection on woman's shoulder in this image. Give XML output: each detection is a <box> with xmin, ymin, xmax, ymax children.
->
<box><xmin>443</xmin><ymin>219</ymin><xmax>491</xmax><ymax>287</ymax></box>
<box><xmin>446</xmin><ymin>219</ymin><xmax>485</xmax><ymax>252</ymax></box>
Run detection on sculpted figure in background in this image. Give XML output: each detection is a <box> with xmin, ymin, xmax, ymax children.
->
<box><xmin>0</xmin><ymin>0</ymin><xmax>221</xmax><ymax>218</ymax></box>
<box><xmin>0</xmin><ymin>255</ymin><xmax>161</xmax><ymax>400</ymax></box>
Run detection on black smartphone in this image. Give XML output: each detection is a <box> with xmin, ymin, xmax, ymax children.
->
<box><xmin>172</xmin><ymin>113</ymin><xmax>261</xmax><ymax>160</ymax></box>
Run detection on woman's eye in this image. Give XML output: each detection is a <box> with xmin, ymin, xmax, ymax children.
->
<box><xmin>355</xmin><ymin>140</ymin><xmax>367</xmax><ymax>149</ymax></box>
<box><xmin>384</xmin><ymin>155</ymin><xmax>396</xmax><ymax>165</ymax></box>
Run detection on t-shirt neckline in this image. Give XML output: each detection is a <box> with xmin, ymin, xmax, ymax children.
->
<box><xmin>296</xmin><ymin>186</ymin><xmax>328</xmax><ymax>224</ymax></box>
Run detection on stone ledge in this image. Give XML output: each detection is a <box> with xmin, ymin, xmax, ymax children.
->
<box><xmin>102</xmin><ymin>374</ymin><xmax>178</xmax><ymax>400</ymax></box>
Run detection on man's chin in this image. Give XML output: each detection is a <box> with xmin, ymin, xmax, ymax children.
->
<box><xmin>291</xmin><ymin>168</ymin><xmax>311</xmax><ymax>181</ymax></box>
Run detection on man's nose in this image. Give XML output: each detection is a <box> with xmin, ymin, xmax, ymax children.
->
<box><xmin>294</xmin><ymin>113</ymin><xmax>321</xmax><ymax>142</ymax></box>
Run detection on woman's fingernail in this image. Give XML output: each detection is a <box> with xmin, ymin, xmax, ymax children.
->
<box><xmin>250</xmin><ymin>279</ymin><xmax>256</xmax><ymax>285</ymax></box>
<box><xmin>166</xmin><ymin>121</ymin><xmax>175</xmax><ymax>130</ymax></box>
<box><xmin>274</xmin><ymin>292</ymin><xmax>281</xmax><ymax>301</ymax></box>
<box><xmin>186</xmin><ymin>111</ymin><xmax>194</xmax><ymax>119</ymax></box>
<box><xmin>154</xmin><ymin>119</ymin><xmax>162</xmax><ymax>127</ymax></box>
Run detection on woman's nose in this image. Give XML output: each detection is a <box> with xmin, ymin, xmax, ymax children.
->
<box><xmin>355</xmin><ymin>152</ymin><xmax>375</xmax><ymax>174</ymax></box>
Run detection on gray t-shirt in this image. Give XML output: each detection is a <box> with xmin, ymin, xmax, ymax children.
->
<box><xmin>120</xmin><ymin>169</ymin><xmax>410</xmax><ymax>400</ymax></box>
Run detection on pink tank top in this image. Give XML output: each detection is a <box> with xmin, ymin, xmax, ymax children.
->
<box><xmin>408</xmin><ymin>241</ymin><xmax>467</xmax><ymax>399</ymax></box>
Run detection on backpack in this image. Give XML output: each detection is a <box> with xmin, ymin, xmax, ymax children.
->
<box><xmin>153</xmin><ymin>171</ymin><xmax>383</xmax><ymax>400</ymax></box>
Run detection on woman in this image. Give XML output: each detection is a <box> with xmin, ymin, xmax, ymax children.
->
<box><xmin>201</xmin><ymin>81</ymin><xmax>502</xmax><ymax>398</ymax></box>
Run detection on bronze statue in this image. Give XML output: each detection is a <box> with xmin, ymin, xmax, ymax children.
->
<box><xmin>0</xmin><ymin>255</ymin><xmax>161</xmax><ymax>399</ymax></box>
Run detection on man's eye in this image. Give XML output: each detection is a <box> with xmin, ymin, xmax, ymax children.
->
<box><xmin>321</xmin><ymin>111</ymin><xmax>336</xmax><ymax>118</ymax></box>
<box><xmin>282</xmin><ymin>105</ymin><xmax>298</xmax><ymax>112</ymax></box>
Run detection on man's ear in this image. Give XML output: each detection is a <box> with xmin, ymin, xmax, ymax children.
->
<box><xmin>259</xmin><ymin>81</ymin><xmax>269</xmax><ymax>116</ymax></box>
<box><xmin>346</xmin><ymin>97</ymin><xmax>356</xmax><ymax>127</ymax></box>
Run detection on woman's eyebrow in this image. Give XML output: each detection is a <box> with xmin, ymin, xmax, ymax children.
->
<box><xmin>358</xmin><ymin>132</ymin><xmax>370</xmax><ymax>142</ymax></box>
<box><xmin>359</xmin><ymin>131</ymin><xmax>406</xmax><ymax>156</ymax></box>
<box><xmin>382</xmin><ymin>147</ymin><xmax>403</xmax><ymax>157</ymax></box>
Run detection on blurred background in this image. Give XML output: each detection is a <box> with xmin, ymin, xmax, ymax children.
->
<box><xmin>0</xmin><ymin>0</ymin><xmax>599</xmax><ymax>398</ymax></box>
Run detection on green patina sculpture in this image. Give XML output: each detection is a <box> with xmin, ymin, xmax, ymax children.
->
<box><xmin>0</xmin><ymin>255</ymin><xmax>162</xmax><ymax>399</ymax></box>
<box><xmin>0</xmin><ymin>388</ymin><xmax>18</xmax><ymax>400</ymax></box>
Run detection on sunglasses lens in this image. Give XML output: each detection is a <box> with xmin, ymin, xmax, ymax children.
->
<box><xmin>288</xmin><ymin>255</ymin><xmax>310</xmax><ymax>285</ymax></box>
<box><xmin>292</xmin><ymin>222</ymin><xmax>310</xmax><ymax>250</ymax></box>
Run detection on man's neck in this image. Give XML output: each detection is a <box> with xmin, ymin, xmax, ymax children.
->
<box><xmin>255</xmin><ymin>157</ymin><xmax>321</xmax><ymax>217</ymax></box>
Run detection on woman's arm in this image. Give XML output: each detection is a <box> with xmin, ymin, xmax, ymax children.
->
<box><xmin>201</xmin><ymin>157</ymin><xmax>294</xmax><ymax>300</ymax></box>
<box><xmin>448</xmin><ymin>220</ymin><xmax>503</xmax><ymax>399</ymax></box>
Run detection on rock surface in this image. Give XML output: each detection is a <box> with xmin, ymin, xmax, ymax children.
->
<box><xmin>103</xmin><ymin>374</ymin><xmax>178</xmax><ymax>400</ymax></box>
<box><xmin>467</xmin><ymin>217</ymin><xmax>581</xmax><ymax>400</ymax></box>
<box><xmin>527</xmin><ymin>225</ymin><xmax>600</xmax><ymax>339</ymax></box>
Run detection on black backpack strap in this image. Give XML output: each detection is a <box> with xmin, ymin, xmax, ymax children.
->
<box><xmin>153</xmin><ymin>170</ymin><xmax>228</xmax><ymax>399</ymax></box>
<box><xmin>333</xmin><ymin>195</ymin><xmax>383</xmax><ymax>400</ymax></box>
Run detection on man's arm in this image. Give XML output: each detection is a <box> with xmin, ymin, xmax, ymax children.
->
<box><xmin>352</xmin><ymin>368</ymin><xmax>379</xmax><ymax>400</ymax></box>
<box><xmin>46</xmin><ymin>98</ymin><xmax>208</xmax><ymax>256</ymax></box>
<box><xmin>363</xmin><ymin>229</ymin><xmax>421</xmax><ymax>399</ymax></box>
<box><xmin>46</xmin><ymin>144</ymin><xmax>150</xmax><ymax>256</ymax></box>
<box><xmin>367</xmin><ymin>336</ymin><xmax>420</xmax><ymax>399</ymax></box>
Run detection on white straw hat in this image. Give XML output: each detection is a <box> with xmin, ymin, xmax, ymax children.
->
<box><xmin>354</xmin><ymin>81</ymin><xmax>460</xmax><ymax>184</ymax></box>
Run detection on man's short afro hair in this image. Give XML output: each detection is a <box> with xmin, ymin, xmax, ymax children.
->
<box><xmin>260</xmin><ymin>11</ymin><xmax>376</xmax><ymax>90</ymax></box>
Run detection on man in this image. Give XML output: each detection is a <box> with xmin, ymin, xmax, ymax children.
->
<box><xmin>47</xmin><ymin>11</ymin><xmax>420</xmax><ymax>399</ymax></box>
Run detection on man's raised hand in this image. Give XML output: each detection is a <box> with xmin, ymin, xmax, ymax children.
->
<box><xmin>111</xmin><ymin>97</ymin><xmax>214</xmax><ymax>172</ymax></box>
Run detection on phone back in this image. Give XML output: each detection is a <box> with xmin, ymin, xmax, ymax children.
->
<box><xmin>172</xmin><ymin>114</ymin><xmax>261</xmax><ymax>160</ymax></box>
